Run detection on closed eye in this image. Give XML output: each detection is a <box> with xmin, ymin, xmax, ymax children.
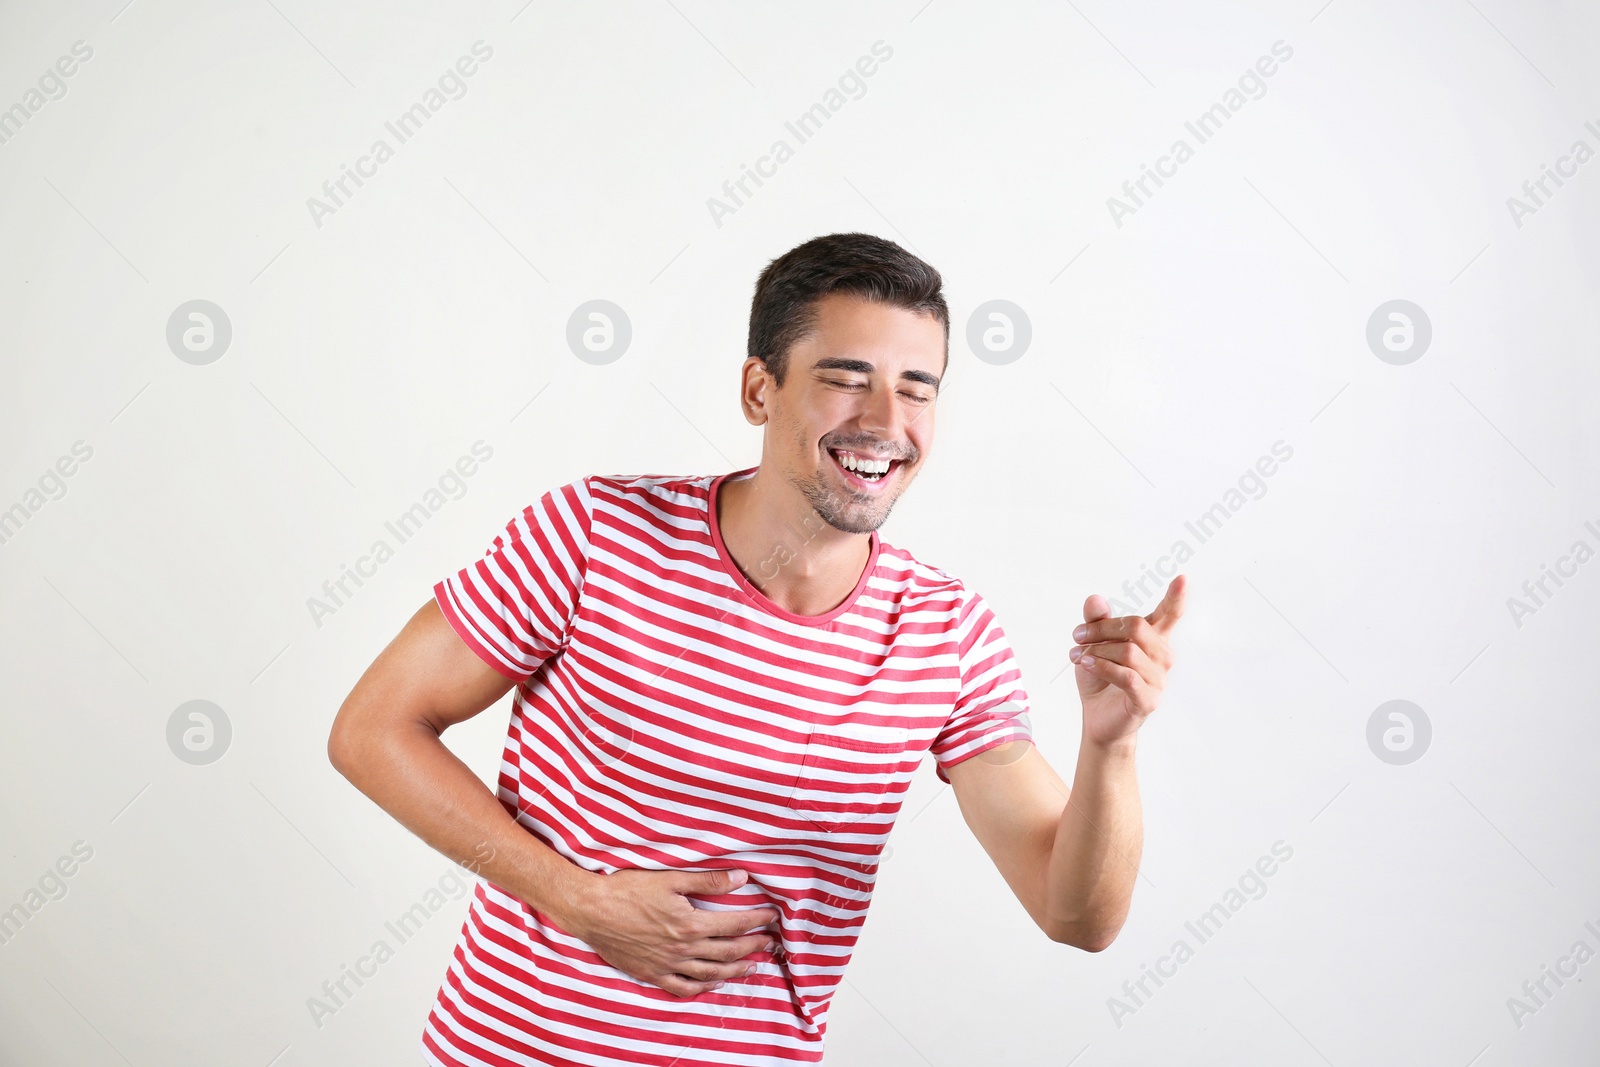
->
<box><xmin>823</xmin><ymin>377</ymin><xmax>935</xmax><ymax>406</ymax></box>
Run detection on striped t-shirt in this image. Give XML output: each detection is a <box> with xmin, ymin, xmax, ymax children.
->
<box><xmin>423</xmin><ymin>467</ymin><xmax>1033</xmax><ymax>1067</ymax></box>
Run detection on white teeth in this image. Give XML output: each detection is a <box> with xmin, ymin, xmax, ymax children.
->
<box><xmin>834</xmin><ymin>450</ymin><xmax>891</xmax><ymax>476</ymax></box>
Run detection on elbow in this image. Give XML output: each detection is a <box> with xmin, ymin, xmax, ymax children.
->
<box><xmin>326</xmin><ymin>706</ymin><xmax>364</xmax><ymax>782</ymax></box>
<box><xmin>326</xmin><ymin>721</ymin><xmax>351</xmax><ymax>779</ymax></box>
<box><xmin>1076</xmin><ymin>930</ymin><xmax>1121</xmax><ymax>954</ymax></box>
<box><xmin>1047</xmin><ymin>920</ymin><xmax>1122</xmax><ymax>953</ymax></box>
<box><xmin>328</xmin><ymin>700</ymin><xmax>433</xmax><ymax>788</ymax></box>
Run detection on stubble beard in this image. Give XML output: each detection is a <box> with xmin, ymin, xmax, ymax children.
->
<box><xmin>791</xmin><ymin>453</ymin><xmax>904</xmax><ymax>535</ymax></box>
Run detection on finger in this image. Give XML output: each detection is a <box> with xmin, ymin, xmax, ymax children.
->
<box><xmin>658</xmin><ymin>973</ymin><xmax>717</xmax><ymax>998</ymax></box>
<box><xmin>1074</xmin><ymin>613</ymin><xmax>1152</xmax><ymax>649</ymax></box>
<box><xmin>676</xmin><ymin>867</ymin><xmax>749</xmax><ymax>897</ymax></box>
<box><xmin>1076</xmin><ymin>620</ymin><xmax>1173</xmax><ymax>672</ymax></box>
<box><xmin>673</xmin><ymin>956</ymin><xmax>760</xmax><ymax>986</ymax></box>
<box><xmin>1145</xmin><ymin>574</ymin><xmax>1188</xmax><ymax>635</ymax></box>
<box><xmin>1076</xmin><ymin>650</ymin><xmax>1148</xmax><ymax>699</ymax></box>
<box><xmin>659</xmin><ymin>978</ymin><xmax>695</xmax><ymax>998</ymax></box>
<box><xmin>1072</xmin><ymin>640</ymin><xmax>1162</xmax><ymax>686</ymax></box>
<box><xmin>689</xmin><ymin>931</ymin><xmax>779</xmax><ymax>963</ymax></box>
<box><xmin>1082</xmin><ymin>592</ymin><xmax>1113</xmax><ymax>626</ymax></box>
<box><xmin>704</xmin><ymin>907</ymin><xmax>782</xmax><ymax>939</ymax></box>
<box><xmin>1077</xmin><ymin>582</ymin><xmax>1188</xmax><ymax>645</ymax></box>
<box><xmin>687</xmin><ymin>957</ymin><xmax>753</xmax><ymax>981</ymax></box>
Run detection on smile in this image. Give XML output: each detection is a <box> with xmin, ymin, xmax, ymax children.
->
<box><xmin>828</xmin><ymin>448</ymin><xmax>903</xmax><ymax>490</ymax></box>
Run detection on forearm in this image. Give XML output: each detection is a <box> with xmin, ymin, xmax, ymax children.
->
<box><xmin>1042</xmin><ymin>733</ymin><xmax>1143</xmax><ymax>950</ymax></box>
<box><xmin>331</xmin><ymin>719</ymin><xmax>596</xmax><ymax>927</ymax></box>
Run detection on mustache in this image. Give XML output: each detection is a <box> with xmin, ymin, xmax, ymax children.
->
<box><xmin>825</xmin><ymin>440</ymin><xmax>917</xmax><ymax>462</ymax></box>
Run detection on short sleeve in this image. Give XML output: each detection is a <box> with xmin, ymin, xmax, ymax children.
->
<box><xmin>930</xmin><ymin>586</ymin><xmax>1034</xmax><ymax>783</ymax></box>
<box><xmin>432</xmin><ymin>478</ymin><xmax>593</xmax><ymax>683</ymax></box>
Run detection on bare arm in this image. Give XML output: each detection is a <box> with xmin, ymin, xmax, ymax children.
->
<box><xmin>945</xmin><ymin>576</ymin><xmax>1185</xmax><ymax>951</ymax></box>
<box><xmin>327</xmin><ymin>599</ymin><xmax>592</xmax><ymax>922</ymax></box>
<box><xmin>947</xmin><ymin>739</ymin><xmax>1139</xmax><ymax>947</ymax></box>
<box><xmin>328</xmin><ymin>599</ymin><xmax>781</xmax><ymax>996</ymax></box>
<box><xmin>945</xmin><ymin>738</ymin><xmax>1140</xmax><ymax>951</ymax></box>
<box><xmin>1045</xmin><ymin>735</ymin><xmax>1142</xmax><ymax>949</ymax></box>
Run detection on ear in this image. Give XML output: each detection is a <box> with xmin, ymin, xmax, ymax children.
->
<box><xmin>740</xmin><ymin>356</ymin><xmax>771</xmax><ymax>427</ymax></box>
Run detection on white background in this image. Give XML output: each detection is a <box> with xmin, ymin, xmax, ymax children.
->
<box><xmin>2</xmin><ymin>1</ymin><xmax>1598</xmax><ymax>1064</ymax></box>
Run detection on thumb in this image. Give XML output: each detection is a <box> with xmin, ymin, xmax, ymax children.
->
<box><xmin>1082</xmin><ymin>592</ymin><xmax>1113</xmax><ymax>624</ymax></box>
<box><xmin>680</xmin><ymin>867</ymin><xmax>746</xmax><ymax>895</ymax></box>
<box><xmin>1146</xmin><ymin>574</ymin><xmax>1188</xmax><ymax>635</ymax></box>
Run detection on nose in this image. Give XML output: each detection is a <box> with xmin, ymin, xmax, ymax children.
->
<box><xmin>857</xmin><ymin>379</ymin><xmax>904</xmax><ymax>447</ymax></box>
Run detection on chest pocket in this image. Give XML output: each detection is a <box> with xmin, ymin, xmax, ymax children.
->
<box><xmin>788</xmin><ymin>722</ymin><xmax>914</xmax><ymax>834</ymax></box>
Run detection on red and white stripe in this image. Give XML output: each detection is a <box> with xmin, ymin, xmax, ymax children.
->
<box><xmin>425</xmin><ymin>468</ymin><xmax>1032</xmax><ymax>1065</ymax></box>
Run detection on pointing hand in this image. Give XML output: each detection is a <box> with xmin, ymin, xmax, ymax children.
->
<box><xmin>1069</xmin><ymin>575</ymin><xmax>1187</xmax><ymax>748</ymax></box>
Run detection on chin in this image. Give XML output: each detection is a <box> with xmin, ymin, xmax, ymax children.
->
<box><xmin>816</xmin><ymin>504</ymin><xmax>888</xmax><ymax>535</ymax></box>
<box><xmin>809</xmin><ymin>474</ymin><xmax>904</xmax><ymax>534</ymax></box>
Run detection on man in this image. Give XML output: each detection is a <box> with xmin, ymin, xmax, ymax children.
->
<box><xmin>328</xmin><ymin>232</ymin><xmax>1186</xmax><ymax>1065</ymax></box>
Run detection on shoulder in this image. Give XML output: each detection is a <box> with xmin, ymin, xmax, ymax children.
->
<box><xmin>874</xmin><ymin>537</ymin><xmax>1018</xmax><ymax>642</ymax></box>
<box><xmin>580</xmin><ymin>472</ymin><xmax>719</xmax><ymax>524</ymax></box>
<box><xmin>872</xmin><ymin>537</ymin><xmax>983</xmax><ymax>613</ymax></box>
<box><xmin>583</xmin><ymin>472</ymin><xmax>711</xmax><ymax>492</ymax></box>
<box><xmin>489</xmin><ymin>473</ymin><xmax>711</xmax><ymax>559</ymax></box>
<box><xmin>542</xmin><ymin>473</ymin><xmax>742</xmax><ymax>549</ymax></box>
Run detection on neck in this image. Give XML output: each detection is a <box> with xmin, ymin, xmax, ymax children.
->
<box><xmin>717</xmin><ymin>466</ymin><xmax>871</xmax><ymax>617</ymax></box>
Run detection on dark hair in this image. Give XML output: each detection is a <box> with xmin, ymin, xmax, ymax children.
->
<box><xmin>747</xmin><ymin>232</ymin><xmax>948</xmax><ymax>386</ymax></box>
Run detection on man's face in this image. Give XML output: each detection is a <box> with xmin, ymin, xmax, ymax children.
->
<box><xmin>753</xmin><ymin>292</ymin><xmax>945</xmax><ymax>535</ymax></box>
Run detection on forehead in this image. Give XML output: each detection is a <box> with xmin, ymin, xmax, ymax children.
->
<box><xmin>799</xmin><ymin>292</ymin><xmax>946</xmax><ymax>369</ymax></box>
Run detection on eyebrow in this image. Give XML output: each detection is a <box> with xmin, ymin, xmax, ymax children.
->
<box><xmin>811</xmin><ymin>357</ymin><xmax>941</xmax><ymax>392</ymax></box>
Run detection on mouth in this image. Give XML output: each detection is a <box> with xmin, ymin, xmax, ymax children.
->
<box><xmin>827</xmin><ymin>447</ymin><xmax>905</xmax><ymax>492</ymax></box>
